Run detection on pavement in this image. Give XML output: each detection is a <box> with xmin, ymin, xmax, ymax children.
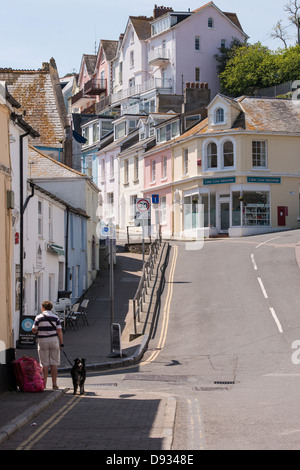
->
<box><xmin>0</xmin><ymin>244</ymin><xmax>159</xmax><ymax>446</ymax></box>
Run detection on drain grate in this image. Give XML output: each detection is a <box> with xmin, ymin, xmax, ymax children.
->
<box><xmin>214</xmin><ymin>381</ymin><xmax>235</xmax><ymax>385</ymax></box>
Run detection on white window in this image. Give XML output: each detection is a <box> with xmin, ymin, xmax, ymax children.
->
<box><xmin>110</xmin><ymin>156</ymin><xmax>114</xmax><ymax>179</ymax></box>
<box><xmin>93</xmin><ymin>122</ymin><xmax>100</xmax><ymax>142</ymax></box>
<box><xmin>119</xmin><ymin>62</ymin><xmax>123</xmax><ymax>84</ymax></box>
<box><xmin>115</xmin><ymin>121</ymin><xmax>126</xmax><ymax>140</ymax></box>
<box><xmin>195</xmin><ymin>36</ymin><xmax>200</xmax><ymax>51</ymax></box>
<box><xmin>134</xmin><ymin>156</ymin><xmax>139</xmax><ymax>181</ymax></box>
<box><xmin>195</xmin><ymin>67</ymin><xmax>200</xmax><ymax>82</ymax></box>
<box><xmin>124</xmin><ymin>159</ymin><xmax>129</xmax><ymax>184</ymax></box>
<box><xmin>107</xmin><ymin>193</ymin><xmax>114</xmax><ymax>216</ymax></box>
<box><xmin>130</xmin><ymin>195</ymin><xmax>137</xmax><ymax>220</ymax></box>
<box><xmin>207</xmin><ymin>142</ymin><xmax>218</xmax><ymax>168</ymax></box>
<box><xmin>82</xmin><ymin>127</ymin><xmax>89</xmax><ymax>145</ymax></box>
<box><xmin>160</xmin><ymin>196</ymin><xmax>167</xmax><ymax>224</ymax></box>
<box><xmin>222</xmin><ymin>141</ymin><xmax>234</xmax><ymax>168</ymax></box>
<box><xmin>252</xmin><ymin>141</ymin><xmax>267</xmax><ymax>167</ymax></box>
<box><xmin>215</xmin><ymin>108</ymin><xmax>225</xmax><ymax>124</ymax></box>
<box><xmin>183</xmin><ymin>149</ymin><xmax>189</xmax><ymax>175</ymax></box>
<box><xmin>38</xmin><ymin>200</ymin><xmax>43</xmax><ymax>237</ymax></box>
<box><xmin>101</xmin><ymin>159</ymin><xmax>105</xmax><ymax>182</ymax></box>
<box><xmin>208</xmin><ymin>17</ymin><xmax>214</xmax><ymax>28</ymax></box>
<box><xmin>85</xmin><ymin>155</ymin><xmax>93</xmax><ymax>177</ymax></box>
<box><xmin>129</xmin><ymin>77</ymin><xmax>135</xmax><ymax>88</ymax></box>
<box><xmin>162</xmin><ymin>156</ymin><xmax>167</xmax><ymax>179</ymax></box>
<box><xmin>48</xmin><ymin>205</ymin><xmax>53</xmax><ymax>240</ymax></box>
<box><xmin>130</xmin><ymin>51</ymin><xmax>134</xmax><ymax>67</ymax></box>
<box><xmin>151</xmin><ymin>160</ymin><xmax>156</xmax><ymax>183</ymax></box>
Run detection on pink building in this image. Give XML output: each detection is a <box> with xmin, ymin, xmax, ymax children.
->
<box><xmin>143</xmin><ymin>121</ymin><xmax>175</xmax><ymax>238</ymax></box>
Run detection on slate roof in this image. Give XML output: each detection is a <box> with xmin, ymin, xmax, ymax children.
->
<box><xmin>28</xmin><ymin>145</ymin><xmax>86</xmax><ymax>179</ymax></box>
<box><xmin>237</xmin><ymin>97</ymin><xmax>300</xmax><ymax>133</ymax></box>
<box><xmin>101</xmin><ymin>40</ymin><xmax>118</xmax><ymax>61</ymax></box>
<box><xmin>178</xmin><ymin>96</ymin><xmax>300</xmax><ymax>140</ymax></box>
<box><xmin>130</xmin><ymin>16</ymin><xmax>152</xmax><ymax>40</ymax></box>
<box><xmin>0</xmin><ymin>59</ymin><xmax>69</xmax><ymax>148</ymax></box>
<box><xmin>83</xmin><ymin>54</ymin><xmax>97</xmax><ymax>75</ymax></box>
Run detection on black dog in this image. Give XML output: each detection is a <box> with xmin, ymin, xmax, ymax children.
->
<box><xmin>71</xmin><ymin>358</ymin><xmax>86</xmax><ymax>395</ymax></box>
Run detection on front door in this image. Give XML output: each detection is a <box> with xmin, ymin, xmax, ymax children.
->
<box><xmin>277</xmin><ymin>206</ymin><xmax>286</xmax><ymax>226</ymax></box>
<box><xmin>220</xmin><ymin>202</ymin><xmax>230</xmax><ymax>233</ymax></box>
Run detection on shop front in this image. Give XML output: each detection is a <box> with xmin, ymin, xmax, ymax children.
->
<box><xmin>180</xmin><ymin>175</ymin><xmax>298</xmax><ymax>238</ymax></box>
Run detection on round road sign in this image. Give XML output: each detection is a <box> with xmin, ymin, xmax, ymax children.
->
<box><xmin>137</xmin><ymin>199</ymin><xmax>150</xmax><ymax>212</ymax></box>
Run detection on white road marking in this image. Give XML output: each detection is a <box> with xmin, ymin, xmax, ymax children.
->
<box><xmin>269</xmin><ymin>307</ymin><xmax>283</xmax><ymax>334</ymax></box>
<box><xmin>251</xmin><ymin>253</ymin><xmax>258</xmax><ymax>270</ymax></box>
<box><xmin>255</xmin><ymin>236</ymin><xmax>280</xmax><ymax>249</ymax></box>
<box><xmin>257</xmin><ymin>277</ymin><xmax>268</xmax><ymax>299</ymax></box>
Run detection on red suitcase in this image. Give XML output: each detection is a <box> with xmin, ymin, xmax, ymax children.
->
<box><xmin>13</xmin><ymin>357</ymin><xmax>45</xmax><ymax>392</ymax></box>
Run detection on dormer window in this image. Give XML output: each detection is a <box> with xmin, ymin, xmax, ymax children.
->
<box><xmin>208</xmin><ymin>17</ymin><xmax>214</xmax><ymax>28</ymax></box>
<box><xmin>215</xmin><ymin>107</ymin><xmax>225</xmax><ymax>124</ymax></box>
<box><xmin>157</xmin><ymin>120</ymin><xmax>180</xmax><ymax>143</ymax></box>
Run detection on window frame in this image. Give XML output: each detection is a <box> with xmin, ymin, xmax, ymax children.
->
<box><xmin>252</xmin><ymin>140</ymin><xmax>267</xmax><ymax>168</ymax></box>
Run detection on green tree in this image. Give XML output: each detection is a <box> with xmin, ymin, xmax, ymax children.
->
<box><xmin>215</xmin><ymin>37</ymin><xmax>246</xmax><ymax>76</ymax></box>
<box><xmin>218</xmin><ymin>42</ymin><xmax>300</xmax><ymax>96</ymax></box>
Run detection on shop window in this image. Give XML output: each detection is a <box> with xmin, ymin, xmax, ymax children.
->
<box><xmin>210</xmin><ymin>193</ymin><xmax>216</xmax><ymax>227</ymax></box>
<box><xmin>232</xmin><ymin>192</ymin><xmax>242</xmax><ymax>226</ymax></box>
<box><xmin>202</xmin><ymin>194</ymin><xmax>208</xmax><ymax>227</ymax></box>
<box><xmin>243</xmin><ymin>191</ymin><xmax>270</xmax><ymax>226</ymax></box>
<box><xmin>252</xmin><ymin>141</ymin><xmax>267</xmax><ymax>167</ymax></box>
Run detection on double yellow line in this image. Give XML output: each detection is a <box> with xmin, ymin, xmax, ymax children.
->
<box><xmin>141</xmin><ymin>244</ymin><xmax>178</xmax><ymax>365</ymax></box>
<box><xmin>17</xmin><ymin>394</ymin><xmax>83</xmax><ymax>450</ymax></box>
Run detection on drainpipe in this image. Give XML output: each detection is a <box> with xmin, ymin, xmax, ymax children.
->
<box><xmin>22</xmin><ymin>181</ymin><xmax>35</xmax><ymax>214</ymax></box>
<box><xmin>19</xmin><ymin>131</ymin><xmax>30</xmax><ymax>324</ymax></box>
<box><xmin>65</xmin><ymin>207</ymin><xmax>70</xmax><ymax>291</ymax></box>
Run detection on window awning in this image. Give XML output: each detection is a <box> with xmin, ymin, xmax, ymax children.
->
<box><xmin>47</xmin><ymin>244</ymin><xmax>64</xmax><ymax>256</ymax></box>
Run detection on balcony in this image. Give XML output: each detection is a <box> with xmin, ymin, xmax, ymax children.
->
<box><xmin>148</xmin><ymin>47</ymin><xmax>170</xmax><ymax>66</ymax></box>
<box><xmin>71</xmin><ymin>89</ymin><xmax>91</xmax><ymax>107</ymax></box>
<box><xmin>111</xmin><ymin>78</ymin><xmax>172</xmax><ymax>105</ymax></box>
<box><xmin>71</xmin><ymin>79</ymin><xmax>107</xmax><ymax>107</ymax></box>
<box><xmin>84</xmin><ymin>78</ymin><xmax>107</xmax><ymax>95</ymax></box>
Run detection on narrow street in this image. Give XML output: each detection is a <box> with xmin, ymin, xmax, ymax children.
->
<box><xmin>2</xmin><ymin>230</ymin><xmax>300</xmax><ymax>451</ymax></box>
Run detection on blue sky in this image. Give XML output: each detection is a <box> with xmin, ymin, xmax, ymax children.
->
<box><xmin>0</xmin><ymin>0</ymin><xmax>296</xmax><ymax>77</ymax></box>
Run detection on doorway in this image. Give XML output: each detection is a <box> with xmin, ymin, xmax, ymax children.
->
<box><xmin>219</xmin><ymin>202</ymin><xmax>230</xmax><ymax>233</ymax></box>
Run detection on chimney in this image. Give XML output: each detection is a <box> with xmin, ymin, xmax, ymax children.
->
<box><xmin>153</xmin><ymin>4</ymin><xmax>173</xmax><ymax>19</ymax></box>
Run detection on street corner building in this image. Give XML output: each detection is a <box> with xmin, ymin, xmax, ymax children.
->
<box><xmin>171</xmin><ymin>95</ymin><xmax>300</xmax><ymax>238</ymax></box>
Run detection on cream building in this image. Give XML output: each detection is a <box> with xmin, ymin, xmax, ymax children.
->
<box><xmin>0</xmin><ymin>83</ymin><xmax>14</xmax><ymax>391</ymax></box>
<box><xmin>172</xmin><ymin>95</ymin><xmax>300</xmax><ymax>238</ymax></box>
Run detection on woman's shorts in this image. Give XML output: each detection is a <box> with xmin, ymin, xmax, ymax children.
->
<box><xmin>37</xmin><ymin>336</ymin><xmax>60</xmax><ymax>367</ymax></box>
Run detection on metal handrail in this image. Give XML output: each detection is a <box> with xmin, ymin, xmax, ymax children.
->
<box><xmin>132</xmin><ymin>237</ymin><xmax>161</xmax><ymax>335</ymax></box>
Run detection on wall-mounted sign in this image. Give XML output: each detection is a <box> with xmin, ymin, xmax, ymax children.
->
<box><xmin>247</xmin><ymin>177</ymin><xmax>281</xmax><ymax>184</ymax></box>
<box><xmin>203</xmin><ymin>177</ymin><xmax>236</xmax><ymax>186</ymax></box>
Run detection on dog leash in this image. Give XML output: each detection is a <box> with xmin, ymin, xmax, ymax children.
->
<box><xmin>61</xmin><ymin>348</ymin><xmax>73</xmax><ymax>366</ymax></box>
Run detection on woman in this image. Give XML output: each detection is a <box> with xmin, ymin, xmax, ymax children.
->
<box><xmin>32</xmin><ymin>300</ymin><xmax>64</xmax><ymax>389</ymax></box>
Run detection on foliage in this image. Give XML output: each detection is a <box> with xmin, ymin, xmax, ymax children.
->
<box><xmin>218</xmin><ymin>43</ymin><xmax>300</xmax><ymax>96</ymax></box>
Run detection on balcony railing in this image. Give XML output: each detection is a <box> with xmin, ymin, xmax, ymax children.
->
<box><xmin>111</xmin><ymin>78</ymin><xmax>172</xmax><ymax>105</ymax></box>
<box><xmin>71</xmin><ymin>79</ymin><xmax>107</xmax><ymax>106</ymax></box>
<box><xmin>148</xmin><ymin>47</ymin><xmax>170</xmax><ymax>66</ymax></box>
<box><xmin>84</xmin><ymin>78</ymin><xmax>107</xmax><ymax>95</ymax></box>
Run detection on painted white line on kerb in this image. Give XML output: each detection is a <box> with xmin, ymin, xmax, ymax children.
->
<box><xmin>269</xmin><ymin>307</ymin><xmax>283</xmax><ymax>334</ymax></box>
<box><xmin>255</xmin><ymin>236</ymin><xmax>280</xmax><ymax>249</ymax></box>
<box><xmin>251</xmin><ymin>253</ymin><xmax>258</xmax><ymax>270</ymax></box>
<box><xmin>257</xmin><ymin>277</ymin><xmax>268</xmax><ymax>299</ymax></box>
